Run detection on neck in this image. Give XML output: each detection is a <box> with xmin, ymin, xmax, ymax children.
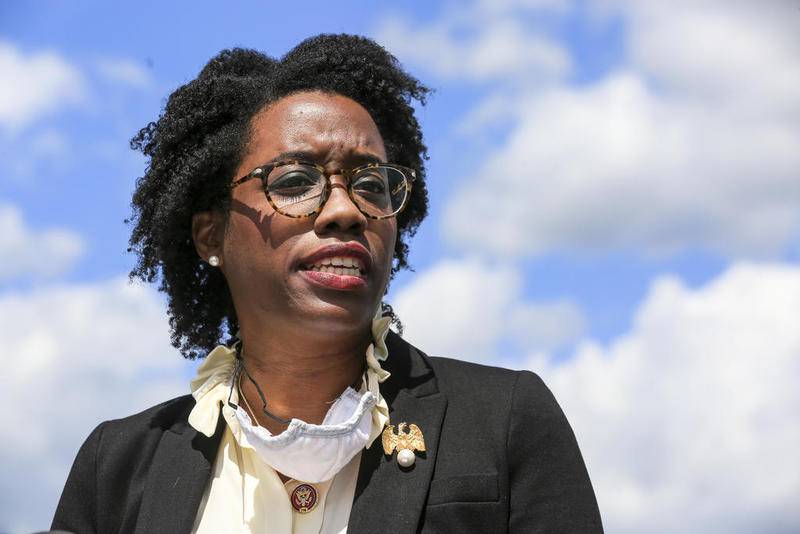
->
<box><xmin>236</xmin><ymin>323</ymin><xmax>371</xmax><ymax>436</ymax></box>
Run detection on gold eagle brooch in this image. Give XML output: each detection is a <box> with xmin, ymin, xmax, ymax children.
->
<box><xmin>382</xmin><ymin>422</ymin><xmax>425</xmax><ymax>467</ymax></box>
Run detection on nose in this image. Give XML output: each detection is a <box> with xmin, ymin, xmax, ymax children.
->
<box><xmin>313</xmin><ymin>175</ymin><xmax>367</xmax><ymax>235</ymax></box>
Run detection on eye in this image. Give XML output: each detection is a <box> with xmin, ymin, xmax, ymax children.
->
<box><xmin>268</xmin><ymin>169</ymin><xmax>320</xmax><ymax>196</ymax></box>
<box><xmin>352</xmin><ymin>172</ymin><xmax>388</xmax><ymax>196</ymax></box>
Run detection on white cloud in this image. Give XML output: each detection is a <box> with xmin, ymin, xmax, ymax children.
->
<box><xmin>527</xmin><ymin>262</ymin><xmax>800</xmax><ymax>532</ymax></box>
<box><xmin>439</xmin><ymin>0</ymin><xmax>800</xmax><ymax>258</ymax></box>
<box><xmin>377</xmin><ymin>12</ymin><xmax>570</xmax><ymax>83</ymax></box>
<box><xmin>445</xmin><ymin>71</ymin><xmax>800</xmax><ymax>257</ymax></box>
<box><xmin>0</xmin><ymin>277</ymin><xmax>191</xmax><ymax>534</ymax></box>
<box><xmin>391</xmin><ymin>258</ymin><xmax>586</xmax><ymax>361</ymax></box>
<box><xmin>0</xmin><ymin>42</ymin><xmax>85</xmax><ymax>132</ymax></box>
<box><xmin>606</xmin><ymin>0</ymin><xmax>800</xmax><ymax>112</ymax></box>
<box><xmin>0</xmin><ymin>203</ymin><xmax>85</xmax><ymax>281</ymax></box>
<box><xmin>475</xmin><ymin>0</ymin><xmax>571</xmax><ymax>13</ymax></box>
<box><xmin>508</xmin><ymin>298</ymin><xmax>586</xmax><ymax>352</ymax></box>
<box><xmin>96</xmin><ymin>57</ymin><xmax>153</xmax><ymax>88</ymax></box>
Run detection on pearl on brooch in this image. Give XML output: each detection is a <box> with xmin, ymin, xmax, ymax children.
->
<box><xmin>383</xmin><ymin>423</ymin><xmax>425</xmax><ymax>468</ymax></box>
<box><xmin>397</xmin><ymin>448</ymin><xmax>416</xmax><ymax>467</ymax></box>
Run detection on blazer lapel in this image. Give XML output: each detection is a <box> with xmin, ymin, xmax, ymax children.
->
<box><xmin>349</xmin><ymin>333</ymin><xmax>448</xmax><ymax>534</ymax></box>
<box><xmin>133</xmin><ymin>411</ymin><xmax>224</xmax><ymax>534</ymax></box>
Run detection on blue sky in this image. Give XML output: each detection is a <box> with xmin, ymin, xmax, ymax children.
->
<box><xmin>1</xmin><ymin>1</ymin><xmax>799</xmax><ymax>533</ymax></box>
<box><xmin>1</xmin><ymin>1</ymin><xmax>742</xmax><ymax>340</ymax></box>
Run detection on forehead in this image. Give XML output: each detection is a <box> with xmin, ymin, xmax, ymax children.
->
<box><xmin>247</xmin><ymin>91</ymin><xmax>386</xmax><ymax>164</ymax></box>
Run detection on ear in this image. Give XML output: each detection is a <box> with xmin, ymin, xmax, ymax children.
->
<box><xmin>192</xmin><ymin>210</ymin><xmax>226</xmax><ymax>264</ymax></box>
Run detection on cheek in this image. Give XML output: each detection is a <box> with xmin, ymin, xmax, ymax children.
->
<box><xmin>374</xmin><ymin>221</ymin><xmax>398</xmax><ymax>269</ymax></box>
<box><xmin>224</xmin><ymin>212</ymin><xmax>263</xmax><ymax>257</ymax></box>
<box><xmin>224</xmin><ymin>206</ymin><xmax>307</xmax><ymax>259</ymax></box>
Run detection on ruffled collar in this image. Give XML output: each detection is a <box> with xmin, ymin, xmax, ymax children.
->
<box><xmin>188</xmin><ymin>308</ymin><xmax>392</xmax><ymax>450</ymax></box>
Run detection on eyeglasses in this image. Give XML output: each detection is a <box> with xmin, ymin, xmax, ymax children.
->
<box><xmin>231</xmin><ymin>160</ymin><xmax>416</xmax><ymax>219</ymax></box>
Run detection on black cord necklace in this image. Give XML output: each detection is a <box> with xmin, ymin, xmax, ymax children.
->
<box><xmin>227</xmin><ymin>342</ymin><xmax>367</xmax><ymax>427</ymax></box>
<box><xmin>227</xmin><ymin>342</ymin><xmax>292</xmax><ymax>425</ymax></box>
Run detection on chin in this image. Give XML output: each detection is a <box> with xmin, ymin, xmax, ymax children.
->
<box><xmin>287</xmin><ymin>272</ymin><xmax>383</xmax><ymax>330</ymax></box>
<box><xmin>303</xmin><ymin>298</ymin><xmax>377</xmax><ymax>332</ymax></box>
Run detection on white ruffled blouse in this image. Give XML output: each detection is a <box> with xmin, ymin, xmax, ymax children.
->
<box><xmin>188</xmin><ymin>311</ymin><xmax>392</xmax><ymax>534</ymax></box>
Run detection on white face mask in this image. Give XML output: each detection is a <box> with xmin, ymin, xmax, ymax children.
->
<box><xmin>227</xmin><ymin>379</ymin><xmax>376</xmax><ymax>484</ymax></box>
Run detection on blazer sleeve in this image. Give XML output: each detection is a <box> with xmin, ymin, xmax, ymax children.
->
<box><xmin>51</xmin><ymin>422</ymin><xmax>105</xmax><ymax>534</ymax></box>
<box><xmin>508</xmin><ymin>371</ymin><xmax>603</xmax><ymax>533</ymax></box>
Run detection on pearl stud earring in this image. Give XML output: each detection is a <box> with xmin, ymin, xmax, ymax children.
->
<box><xmin>208</xmin><ymin>255</ymin><xmax>220</xmax><ymax>267</ymax></box>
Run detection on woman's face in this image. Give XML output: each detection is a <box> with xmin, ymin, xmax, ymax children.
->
<box><xmin>217</xmin><ymin>91</ymin><xmax>397</xmax><ymax>336</ymax></box>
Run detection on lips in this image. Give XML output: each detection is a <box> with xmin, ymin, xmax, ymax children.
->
<box><xmin>297</xmin><ymin>242</ymin><xmax>372</xmax><ymax>290</ymax></box>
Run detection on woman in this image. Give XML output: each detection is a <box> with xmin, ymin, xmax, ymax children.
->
<box><xmin>52</xmin><ymin>34</ymin><xmax>602</xmax><ymax>533</ymax></box>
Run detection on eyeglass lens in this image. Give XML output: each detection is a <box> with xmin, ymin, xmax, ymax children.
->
<box><xmin>265</xmin><ymin>163</ymin><xmax>409</xmax><ymax>218</ymax></box>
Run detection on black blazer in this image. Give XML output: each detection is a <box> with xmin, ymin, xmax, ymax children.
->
<box><xmin>52</xmin><ymin>332</ymin><xmax>603</xmax><ymax>533</ymax></box>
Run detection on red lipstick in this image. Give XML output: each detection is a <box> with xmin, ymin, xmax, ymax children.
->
<box><xmin>298</xmin><ymin>242</ymin><xmax>372</xmax><ymax>291</ymax></box>
<box><xmin>301</xmin><ymin>270</ymin><xmax>367</xmax><ymax>290</ymax></box>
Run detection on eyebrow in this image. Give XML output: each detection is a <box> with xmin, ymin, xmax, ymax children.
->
<box><xmin>267</xmin><ymin>150</ymin><xmax>385</xmax><ymax>166</ymax></box>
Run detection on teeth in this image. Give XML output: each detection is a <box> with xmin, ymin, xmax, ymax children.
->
<box><xmin>306</xmin><ymin>263</ymin><xmax>363</xmax><ymax>277</ymax></box>
<box><xmin>307</xmin><ymin>255</ymin><xmax>365</xmax><ymax>272</ymax></box>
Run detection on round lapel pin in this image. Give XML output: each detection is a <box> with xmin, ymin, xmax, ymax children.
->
<box><xmin>290</xmin><ymin>483</ymin><xmax>318</xmax><ymax>513</ymax></box>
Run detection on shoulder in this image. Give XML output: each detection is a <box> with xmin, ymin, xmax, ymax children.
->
<box><xmin>422</xmin><ymin>351</ymin><xmax>579</xmax><ymax>461</ymax></box>
<box><xmin>430</xmin><ymin>355</ymin><xmax>572</xmax><ymax>438</ymax></box>
<box><xmin>52</xmin><ymin>395</ymin><xmax>200</xmax><ymax>532</ymax></box>
<box><xmin>427</xmin><ymin>354</ymin><xmax>541</xmax><ymax>385</ymax></box>
<box><xmin>85</xmin><ymin>395</ymin><xmax>196</xmax><ymax>461</ymax></box>
<box><xmin>427</xmin><ymin>354</ymin><xmax>554</xmax><ymax>411</ymax></box>
<box><xmin>385</xmin><ymin>330</ymin><xmax>556</xmax><ymax>416</ymax></box>
<box><xmin>108</xmin><ymin>394</ymin><xmax>195</xmax><ymax>427</ymax></box>
<box><xmin>99</xmin><ymin>394</ymin><xmax>195</xmax><ymax>435</ymax></box>
<box><xmin>422</xmin><ymin>351</ymin><xmax>569</xmax><ymax>450</ymax></box>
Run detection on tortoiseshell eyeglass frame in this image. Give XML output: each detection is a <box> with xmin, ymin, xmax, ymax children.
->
<box><xmin>229</xmin><ymin>159</ymin><xmax>417</xmax><ymax>220</ymax></box>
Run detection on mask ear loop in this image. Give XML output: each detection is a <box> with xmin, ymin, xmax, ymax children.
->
<box><xmin>227</xmin><ymin>353</ymin><xmax>243</xmax><ymax>411</ymax></box>
<box><xmin>232</xmin><ymin>342</ymin><xmax>293</xmax><ymax>426</ymax></box>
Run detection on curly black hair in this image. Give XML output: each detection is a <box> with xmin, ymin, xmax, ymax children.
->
<box><xmin>128</xmin><ymin>34</ymin><xmax>430</xmax><ymax>359</ymax></box>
